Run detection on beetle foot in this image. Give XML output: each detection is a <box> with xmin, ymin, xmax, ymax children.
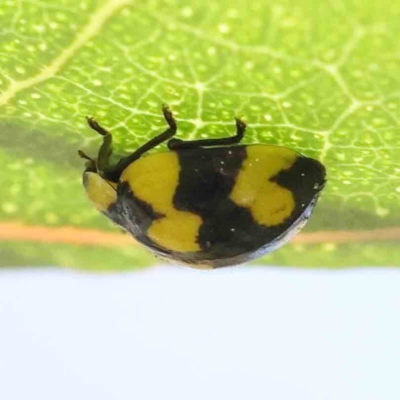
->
<box><xmin>162</xmin><ymin>104</ymin><xmax>177</xmax><ymax>131</ymax></box>
<box><xmin>235</xmin><ymin>117</ymin><xmax>247</xmax><ymax>131</ymax></box>
<box><xmin>86</xmin><ymin>116</ymin><xmax>110</xmax><ymax>136</ymax></box>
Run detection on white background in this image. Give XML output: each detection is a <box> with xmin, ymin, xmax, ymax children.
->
<box><xmin>0</xmin><ymin>266</ymin><xmax>399</xmax><ymax>400</ymax></box>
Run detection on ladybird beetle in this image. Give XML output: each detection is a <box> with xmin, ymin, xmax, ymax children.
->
<box><xmin>79</xmin><ymin>106</ymin><xmax>326</xmax><ymax>268</ymax></box>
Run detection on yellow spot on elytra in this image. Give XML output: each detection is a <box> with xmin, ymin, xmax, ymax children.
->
<box><xmin>230</xmin><ymin>145</ymin><xmax>296</xmax><ymax>226</ymax></box>
<box><xmin>122</xmin><ymin>152</ymin><xmax>201</xmax><ymax>252</ymax></box>
<box><xmin>149</xmin><ymin>213</ymin><xmax>201</xmax><ymax>252</ymax></box>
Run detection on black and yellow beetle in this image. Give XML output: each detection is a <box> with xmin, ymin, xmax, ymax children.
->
<box><xmin>79</xmin><ymin>106</ymin><xmax>326</xmax><ymax>268</ymax></box>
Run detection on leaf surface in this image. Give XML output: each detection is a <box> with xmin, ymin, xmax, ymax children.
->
<box><xmin>1</xmin><ymin>0</ymin><xmax>399</xmax><ymax>269</ymax></box>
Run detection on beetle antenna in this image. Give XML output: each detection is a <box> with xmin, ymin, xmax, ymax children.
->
<box><xmin>78</xmin><ymin>150</ymin><xmax>98</xmax><ymax>172</ymax></box>
<box><xmin>78</xmin><ymin>150</ymin><xmax>93</xmax><ymax>161</ymax></box>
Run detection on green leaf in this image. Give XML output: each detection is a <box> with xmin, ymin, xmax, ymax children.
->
<box><xmin>1</xmin><ymin>0</ymin><xmax>399</xmax><ymax>269</ymax></box>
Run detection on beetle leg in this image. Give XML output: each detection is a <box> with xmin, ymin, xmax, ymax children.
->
<box><xmin>102</xmin><ymin>105</ymin><xmax>178</xmax><ymax>182</ymax></box>
<box><xmin>167</xmin><ymin>117</ymin><xmax>247</xmax><ymax>150</ymax></box>
<box><xmin>86</xmin><ymin>116</ymin><xmax>113</xmax><ymax>174</ymax></box>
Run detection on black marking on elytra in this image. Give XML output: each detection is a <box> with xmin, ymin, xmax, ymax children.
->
<box><xmin>107</xmin><ymin>182</ymin><xmax>171</xmax><ymax>256</ymax></box>
<box><xmin>271</xmin><ymin>156</ymin><xmax>326</xmax><ymax>217</ymax></box>
<box><xmin>173</xmin><ymin>145</ymin><xmax>251</xmax><ymax>258</ymax></box>
<box><xmin>174</xmin><ymin>146</ymin><xmax>247</xmax><ymax>213</ymax></box>
<box><xmin>171</xmin><ymin>146</ymin><xmax>284</xmax><ymax>262</ymax></box>
<box><xmin>172</xmin><ymin>147</ymin><xmax>326</xmax><ymax>266</ymax></box>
